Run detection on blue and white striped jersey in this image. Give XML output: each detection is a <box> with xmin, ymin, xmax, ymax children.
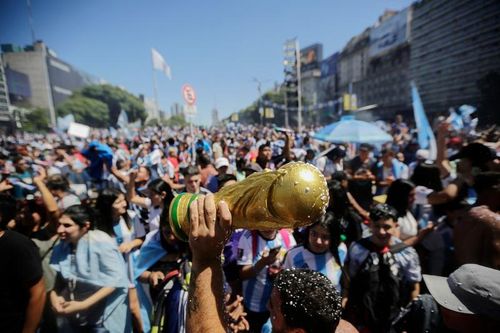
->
<box><xmin>237</xmin><ymin>230</ymin><xmax>296</xmax><ymax>312</ymax></box>
<box><xmin>282</xmin><ymin>243</ymin><xmax>347</xmax><ymax>292</ymax></box>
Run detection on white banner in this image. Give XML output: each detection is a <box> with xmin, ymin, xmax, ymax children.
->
<box><xmin>68</xmin><ymin>122</ymin><xmax>90</xmax><ymax>138</ymax></box>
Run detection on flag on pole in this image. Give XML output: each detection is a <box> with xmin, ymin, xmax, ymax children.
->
<box><xmin>151</xmin><ymin>48</ymin><xmax>172</xmax><ymax>79</ymax></box>
<box><xmin>57</xmin><ymin>114</ymin><xmax>75</xmax><ymax>131</ymax></box>
<box><xmin>411</xmin><ymin>81</ymin><xmax>437</xmax><ymax>160</ymax></box>
<box><xmin>117</xmin><ymin>110</ymin><xmax>129</xmax><ymax>129</ymax></box>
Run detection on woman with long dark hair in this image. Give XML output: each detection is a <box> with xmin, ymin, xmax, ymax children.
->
<box><xmin>95</xmin><ymin>188</ymin><xmax>146</xmax><ymax>332</ymax></box>
<box><xmin>386</xmin><ymin>179</ymin><xmax>434</xmax><ymax>246</ymax></box>
<box><xmin>49</xmin><ymin>205</ymin><xmax>129</xmax><ymax>332</ymax></box>
<box><xmin>127</xmin><ymin>174</ymin><xmax>175</xmax><ymax>234</ymax></box>
<box><xmin>327</xmin><ymin>179</ymin><xmax>364</xmax><ymax>244</ymax></box>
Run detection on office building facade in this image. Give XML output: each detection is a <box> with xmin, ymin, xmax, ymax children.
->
<box><xmin>409</xmin><ymin>0</ymin><xmax>500</xmax><ymax>114</ymax></box>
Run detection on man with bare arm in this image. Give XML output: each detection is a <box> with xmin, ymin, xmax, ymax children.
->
<box><xmin>186</xmin><ymin>194</ymin><xmax>344</xmax><ymax>333</ymax></box>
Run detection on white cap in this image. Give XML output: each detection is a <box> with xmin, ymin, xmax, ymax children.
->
<box><xmin>215</xmin><ymin>157</ymin><xmax>230</xmax><ymax>169</ymax></box>
<box><xmin>416</xmin><ymin>149</ymin><xmax>430</xmax><ymax>160</ymax></box>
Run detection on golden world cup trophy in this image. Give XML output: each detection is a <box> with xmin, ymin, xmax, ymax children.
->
<box><xmin>168</xmin><ymin>161</ymin><xmax>329</xmax><ymax>241</ymax></box>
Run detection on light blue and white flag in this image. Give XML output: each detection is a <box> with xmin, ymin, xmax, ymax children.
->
<box><xmin>458</xmin><ymin>104</ymin><xmax>477</xmax><ymax>130</ymax></box>
<box><xmin>109</xmin><ymin>126</ymin><xmax>118</xmax><ymax>138</ymax></box>
<box><xmin>117</xmin><ymin>110</ymin><xmax>129</xmax><ymax>129</ymax></box>
<box><xmin>448</xmin><ymin>107</ymin><xmax>464</xmax><ymax>131</ymax></box>
<box><xmin>129</xmin><ymin>118</ymin><xmax>142</xmax><ymax>129</ymax></box>
<box><xmin>411</xmin><ymin>81</ymin><xmax>437</xmax><ymax>160</ymax></box>
<box><xmin>56</xmin><ymin>114</ymin><xmax>75</xmax><ymax>131</ymax></box>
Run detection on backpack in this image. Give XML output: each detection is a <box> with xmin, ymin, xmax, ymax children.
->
<box><xmin>151</xmin><ymin>260</ymin><xmax>192</xmax><ymax>333</ymax></box>
<box><xmin>392</xmin><ymin>294</ymin><xmax>442</xmax><ymax>333</ymax></box>
<box><xmin>346</xmin><ymin>238</ymin><xmax>409</xmax><ymax>332</ymax></box>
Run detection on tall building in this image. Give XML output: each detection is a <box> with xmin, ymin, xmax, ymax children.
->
<box><xmin>211</xmin><ymin>107</ymin><xmax>219</xmax><ymax>126</ymax></box>
<box><xmin>300</xmin><ymin>43</ymin><xmax>323</xmax><ymax>125</ymax></box>
<box><xmin>170</xmin><ymin>102</ymin><xmax>183</xmax><ymax>117</ymax></box>
<box><xmin>2</xmin><ymin>41</ymin><xmax>102</xmax><ymax>126</ymax></box>
<box><xmin>356</xmin><ymin>7</ymin><xmax>413</xmax><ymax>118</ymax></box>
<box><xmin>318</xmin><ymin>52</ymin><xmax>339</xmax><ymax>123</ymax></box>
<box><xmin>409</xmin><ymin>0</ymin><xmax>500</xmax><ymax>114</ymax></box>
<box><xmin>0</xmin><ymin>57</ymin><xmax>12</xmax><ymax>132</ymax></box>
<box><xmin>338</xmin><ymin>28</ymin><xmax>371</xmax><ymax>97</ymax></box>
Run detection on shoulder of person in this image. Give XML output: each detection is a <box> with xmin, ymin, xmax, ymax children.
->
<box><xmin>88</xmin><ymin>229</ymin><xmax>116</xmax><ymax>244</ymax></box>
<box><xmin>286</xmin><ymin>244</ymin><xmax>305</xmax><ymax>256</ymax></box>
<box><xmin>391</xmin><ymin>237</ymin><xmax>418</xmax><ymax>257</ymax></box>
<box><xmin>468</xmin><ymin>205</ymin><xmax>498</xmax><ymax>223</ymax></box>
<box><xmin>348</xmin><ymin>238</ymin><xmax>371</xmax><ymax>256</ymax></box>
<box><xmin>3</xmin><ymin>230</ymin><xmax>37</xmax><ymax>248</ymax></box>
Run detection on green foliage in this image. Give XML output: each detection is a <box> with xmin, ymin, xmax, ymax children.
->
<box><xmin>57</xmin><ymin>95</ymin><xmax>109</xmax><ymax>128</ymax></box>
<box><xmin>145</xmin><ymin>118</ymin><xmax>160</xmax><ymax>127</ymax></box>
<box><xmin>236</xmin><ymin>89</ymin><xmax>288</xmax><ymax>125</ymax></box>
<box><xmin>162</xmin><ymin>114</ymin><xmax>188</xmax><ymax>127</ymax></box>
<box><xmin>21</xmin><ymin>108</ymin><xmax>50</xmax><ymax>132</ymax></box>
<box><xmin>80</xmin><ymin>84</ymin><xmax>146</xmax><ymax>125</ymax></box>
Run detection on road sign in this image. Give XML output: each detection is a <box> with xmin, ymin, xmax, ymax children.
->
<box><xmin>184</xmin><ymin>105</ymin><xmax>197</xmax><ymax>116</ymax></box>
<box><xmin>182</xmin><ymin>84</ymin><xmax>197</xmax><ymax>106</ymax></box>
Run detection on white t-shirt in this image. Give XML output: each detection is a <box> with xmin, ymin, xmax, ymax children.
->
<box><xmin>398</xmin><ymin>211</ymin><xmax>418</xmax><ymax>240</ymax></box>
<box><xmin>315</xmin><ymin>156</ymin><xmax>342</xmax><ymax>178</ymax></box>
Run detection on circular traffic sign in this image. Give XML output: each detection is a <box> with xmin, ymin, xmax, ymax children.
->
<box><xmin>182</xmin><ymin>84</ymin><xmax>197</xmax><ymax>106</ymax></box>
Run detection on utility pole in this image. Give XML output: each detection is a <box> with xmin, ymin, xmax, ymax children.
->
<box><xmin>253</xmin><ymin>78</ymin><xmax>263</xmax><ymax>126</ymax></box>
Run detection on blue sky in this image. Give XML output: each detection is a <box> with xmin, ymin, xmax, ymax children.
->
<box><xmin>0</xmin><ymin>0</ymin><xmax>413</xmax><ymax>125</ymax></box>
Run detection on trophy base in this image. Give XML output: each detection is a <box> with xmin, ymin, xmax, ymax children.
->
<box><xmin>169</xmin><ymin>193</ymin><xmax>199</xmax><ymax>242</ymax></box>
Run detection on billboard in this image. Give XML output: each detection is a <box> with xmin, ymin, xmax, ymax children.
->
<box><xmin>321</xmin><ymin>52</ymin><xmax>339</xmax><ymax>78</ymax></box>
<box><xmin>369</xmin><ymin>8</ymin><xmax>410</xmax><ymax>57</ymax></box>
<box><xmin>300</xmin><ymin>44</ymin><xmax>323</xmax><ymax>72</ymax></box>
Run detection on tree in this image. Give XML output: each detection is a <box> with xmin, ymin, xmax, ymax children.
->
<box><xmin>81</xmin><ymin>84</ymin><xmax>147</xmax><ymax>126</ymax></box>
<box><xmin>57</xmin><ymin>94</ymin><xmax>109</xmax><ymax>128</ymax></box>
<box><xmin>235</xmin><ymin>88</ymin><xmax>291</xmax><ymax>126</ymax></box>
<box><xmin>162</xmin><ymin>114</ymin><xmax>188</xmax><ymax>127</ymax></box>
<box><xmin>21</xmin><ymin>108</ymin><xmax>50</xmax><ymax>132</ymax></box>
<box><xmin>145</xmin><ymin>118</ymin><xmax>160</xmax><ymax>127</ymax></box>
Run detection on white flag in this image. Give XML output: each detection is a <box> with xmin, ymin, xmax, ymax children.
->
<box><xmin>151</xmin><ymin>48</ymin><xmax>172</xmax><ymax>79</ymax></box>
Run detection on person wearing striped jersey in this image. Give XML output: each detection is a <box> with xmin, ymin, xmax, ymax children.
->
<box><xmin>237</xmin><ymin>229</ymin><xmax>296</xmax><ymax>332</ymax></box>
<box><xmin>282</xmin><ymin>212</ymin><xmax>347</xmax><ymax>293</ymax></box>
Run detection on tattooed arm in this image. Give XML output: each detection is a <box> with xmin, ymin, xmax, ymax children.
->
<box><xmin>186</xmin><ymin>194</ymin><xmax>233</xmax><ymax>333</ymax></box>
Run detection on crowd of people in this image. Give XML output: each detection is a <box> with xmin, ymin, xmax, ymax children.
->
<box><xmin>0</xmin><ymin>113</ymin><xmax>499</xmax><ymax>333</ymax></box>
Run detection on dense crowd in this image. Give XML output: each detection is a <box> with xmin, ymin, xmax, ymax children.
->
<box><xmin>0</xmin><ymin>114</ymin><xmax>499</xmax><ymax>333</ymax></box>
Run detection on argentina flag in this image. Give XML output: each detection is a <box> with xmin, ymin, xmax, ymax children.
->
<box><xmin>411</xmin><ymin>81</ymin><xmax>437</xmax><ymax>160</ymax></box>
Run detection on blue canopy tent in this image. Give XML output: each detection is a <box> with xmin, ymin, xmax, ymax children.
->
<box><xmin>313</xmin><ymin>115</ymin><xmax>392</xmax><ymax>144</ymax></box>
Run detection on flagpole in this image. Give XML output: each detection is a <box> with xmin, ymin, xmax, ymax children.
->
<box><xmin>151</xmin><ymin>52</ymin><xmax>160</xmax><ymax>119</ymax></box>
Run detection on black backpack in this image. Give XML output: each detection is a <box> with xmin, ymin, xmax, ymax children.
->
<box><xmin>346</xmin><ymin>238</ymin><xmax>409</xmax><ymax>333</ymax></box>
<box><xmin>392</xmin><ymin>294</ymin><xmax>442</xmax><ymax>333</ymax></box>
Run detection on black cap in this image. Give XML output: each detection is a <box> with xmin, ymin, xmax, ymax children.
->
<box><xmin>449</xmin><ymin>143</ymin><xmax>496</xmax><ymax>167</ymax></box>
<box><xmin>327</xmin><ymin>146</ymin><xmax>346</xmax><ymax>159</ymax></box>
